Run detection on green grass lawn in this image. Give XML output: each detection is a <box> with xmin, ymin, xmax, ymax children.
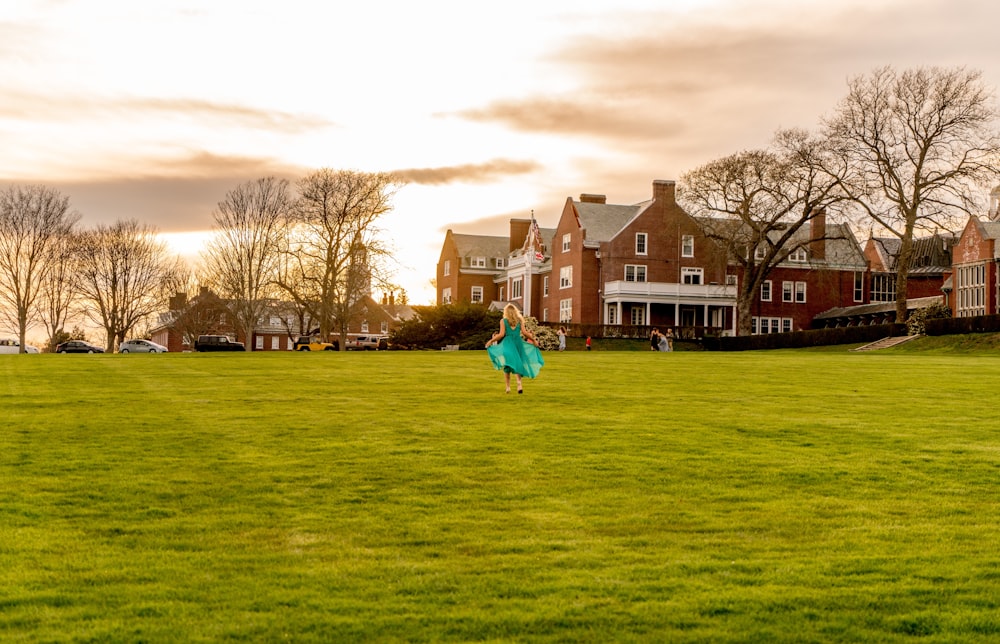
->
<box><xmin>2</xmin><ymin>347</ymin><xmax>1000</xmax><ymax>641</ymax></box>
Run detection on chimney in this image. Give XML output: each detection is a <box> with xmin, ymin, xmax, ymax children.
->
<box><xmin>579</xmin><ymin>193</ymin><xmax>606</xmax><ymax>204</ymax></box>
<box><xmin>509</xmin><ymin>219</ymin><xmax>530</xmax><ymax>254</ymax></box>
<box><xmin>653</xmin><ymin>180</ymin><xmax>676</xmax><ymax>205</ymax></box>
<box><xmin>169</xmin><ymin>292</ymin><xmax>187</xmax><ymax>311</ymax></box>
<box><xmin>810</xmin><ymin>209</ymin><xmax>827</xmax><ymax>260</ymax></box>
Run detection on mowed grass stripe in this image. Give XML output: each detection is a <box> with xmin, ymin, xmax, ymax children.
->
<box><xmin>1</xmin><ymin>350</ymin><xmax>999</xmax><ymax>641</ymax></box>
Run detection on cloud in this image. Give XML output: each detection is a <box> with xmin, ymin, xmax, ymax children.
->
<box><xmin>0</xmin><ymin>90</ymin><xmax>332</xmax><ymax>134</ymax></box>
<box><xmin>453</xmin><ymin>0</ymin><xmax>1000</xmax><ymax>171</ymax></box>
<box><xmin>395</xmin><ymin>159</ymin><xmax>542</xmax><ymax>185</ymax></box>
<box><xmin>2</xmin><ymin>152</ymin><xmax>306</xmax><ymax>232</ymax></box>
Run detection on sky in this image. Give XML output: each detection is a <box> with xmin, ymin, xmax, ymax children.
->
<box><xmin>2</xmin><ymin>0</ymin><xmax>999</xmax><ymax>305</ymax></box>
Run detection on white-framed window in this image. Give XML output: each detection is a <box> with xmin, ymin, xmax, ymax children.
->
<box><xmin>754</xmin><ymin>245</ymin><xmax>767</xmax><ymax>261</ymax></box>
<box><xmin>635</xmin><ymin>232</ymin><xmax>648</xmax><ymax>255</ymax></box>
<box><xmin>761</xmin><ymin>280</ymin><xmax>772</xmax><ymax>302</ymax></box>
<box><xmin>562</xmin><ymin>233</ymin><xmax>571</xmax><ymax>252</ymax></box>
<box><xmin>560</xmin><ymin>265</ymin><xmax>572</xmax><ymax>288</ymax></box>
<box><xmin>872</xmin><ymin>274</ymin><xmax>895</xmax><ymax>303</ymax></box>
<box><xmin>443</xmin><ymin>260</ymin><xmax>450</xmax><ymax>277</ymax></box>
<box><xmin>630</xmin><ymin>306</ymin><xmax>645</xmax><ymax>326</ymax></box>
<box><xmin>542</xmin><ymin>308</ymin><xmax>548</xmax><ymax>322</ymax></box>
<box><xmin>381</xmin><ymin>321</ymin><xmax>389</xmax><ymax>334</ymax></box>
<box><xmin>511</xmin><ymin>277</ymin><xmax>523</xmax><ymax>299</ymax></box>
<box><xmin>726</xmin><ymin>274</ymin><xmax>738</xmax><ymax>286</ymax></box>
<box><xmin>471</xmin><ymin>256</ymin><xmax>486</xmax><ymax>268</ymax></box>
<box><xmin>957</xmin><ymin>263</ymin><xmax>987</xmax><ymax>317</ymax></box>
<box><xmin>625</xmin><ymin>264</ymin><xmax>647</xmax><ymax>282</ymax></box>
<box><xmin>498</xmin><ymin>286</ymin><xmax>505</xmax><ymax>301</ymax></box>
<box><xmin>854</xmin><ymin>272</ymin><xmax>864</xmax><ymax>302</ymax></box>
<box><xmin>255</xmin><ymin>335</ymin><xmax>264</xmax><ymax>350</ymax></box>
<box><xmin>681</xmin><ymin>267</ymin><xmax>702</xmax><ymax>285</ymax></box>
<box><xmin>752</xmin><ymin>317</ymin><xmax>792</xmax><ymax>335</ymax></box>
<box><xmin>681</xmin><ymin>235</ymin><xmax>695</xmax><ymax>258</ymax></box>
<box><xmin>559</xmin><ymin>298</ymin><xmax>572</xmax><ymax>322</ymax></box>
<box><xmin>471</xmin><ymin>286</ymin><xmax>483</xmax><ymax>303</ymax></box>
<box><xmin>782</xmin><ymin>281</ymin><xmax>794</xmax><ymax>302</ymax></box>
<box><xmin>795</xmin><ymin>282</ymin><xmax>806</xmax><ymax>303</ymax></box>
<box><xmin>442</xmin><ymin>287</ymin><xmax>451</xmax><ymax>304</ymax></box>
<box><xmin>607</xmin><ymin>305</ymin><xmax>617</xmax><ymax>325</ymax></box>
<box><xmin>271</xmin><ymin>336</ymin><xmax>280</xmax><ymax>350</ymax></box>
<box><xmin>361</xmin><ymin>321</ymin><xmax>369</xmax><ymax>333</ymax></box>
<box><xmin>788</xmin><ymin>247</ymin><xmax>808</xmax><ymax>262</ymax></box>
<box><xmin>495</xmin><ymin>257</ymin><xmax>507</xmax><ymax>269</ymax></box>
<box><xmin>543</xmin><ymin>276</ymin><xmax>549</xmax><ymax>296</ymax></box>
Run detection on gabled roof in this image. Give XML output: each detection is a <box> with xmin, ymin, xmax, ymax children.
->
<box><xmin>574</xmin><ymin>200</ymin><xmax>651</xmax><ymax>244</ymax></box>
<box><xmin>979</xmin><ymin>221</ymin><xmax>1000</xmax><ymax>240</ymax></box>
<box><xmin>869</xmin><ymin>233</ymin><xmax>956</xmax><ymax>273</ymax></box>
<box><xmin>449</xmin><ymin>232</ymin><xmax>509</xmax><ymax>259</ymax></box>
<box><xmin>781</xmin><ymin>222</ymin><xmax>866</xmax><ymax>269</ymax></box>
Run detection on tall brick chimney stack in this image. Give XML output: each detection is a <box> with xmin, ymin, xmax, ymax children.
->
<box><xmin>810</xmin><ymin>209</ymin><xmax>827</xmax><ymax>260</ymax></box>
<box><xmin>653</xmin><ymin>180</ymin><xmax>676</xmax><ymax>205</ymax></box>
<box><xmin>509</xmin><ymin>219</ymin><xmax>531</xmax><ymax>253</ymax></box>
<box><xmin>579</xmin><ymin>193</ymin><xmax>607</xmax><ymax>204</ymax></box>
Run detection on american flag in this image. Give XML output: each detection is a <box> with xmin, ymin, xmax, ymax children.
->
<box><xmin>525</xmin><ymin>217</ymin><xmax>545</xmax><ymax>262</ymax></box>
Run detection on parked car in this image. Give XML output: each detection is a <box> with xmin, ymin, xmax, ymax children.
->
<box><xmin>0</xmin><ymin>338</ymin><xmax>40</xmax><ymax>354</ymax></box>
<box><xmin>345</xmin><ymin>334</ymin><xmax>388</xmax><ymax>351</ymax></box>
<box><xmin>119</xmin><ymin>339</ymin><xmax>168</xmax><ymax>353</ymax></box>
<box><xmin>293</xmin><ymin>335</ymin><xmax>338</xmax><ymax>351</ymax></box>
<box><xmin>194</xmin><ymin>334</ymin><xmax>245</xmax><ymax>352</ymax></box>
<box><xmin>55</xmin><ymin>340</ymin><xmax>105</xmax><ymax>354</ymax></box>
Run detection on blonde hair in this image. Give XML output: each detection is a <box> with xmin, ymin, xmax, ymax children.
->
<box><xmin>503</xmin><ymin>303</ymin><xmax>524</xmax><ymax>328</ymax></box>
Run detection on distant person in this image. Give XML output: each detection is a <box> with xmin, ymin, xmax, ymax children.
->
<box><xmin>485</xmin><ymin>304</ymin><xmax>544</xmax><ymax>394</ymax></box>
<box><xmin>558</xmin><ymin>327</ymin><xmax>566</xmax><ymax>352</ymax></box>
<box><xmin>650</xmin><ymin>328</ymin><xmax>660</xmax><ymax>351</ymax></box>
<box><xmin>657</xmin><ymin>332</ymin><xmax>669</xmax><ymax>352</ymax></box>
<box><xmin>665</xmin><ymin>328</ymin><xmax>674</xmax><ymax>352</ymax></box>
<box><xmin>586</xmin><ymin>336</ymin><xmax>592</xmax><ymax>351</ymax></box>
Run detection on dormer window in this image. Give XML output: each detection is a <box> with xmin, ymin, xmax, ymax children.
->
<box><xmin>495</xmin><ymin>257</ymin><xmax>506</xmax><ymax>269</ymax></box>
<box><xmin>470</xmin><ymin>256</ymin><xmax>486</xmax><ymax>268</ymax></box>
<box><xmin>788</xmin><ymin>247</ymin><xmax>808</xmax><ymax>262</ymax></box>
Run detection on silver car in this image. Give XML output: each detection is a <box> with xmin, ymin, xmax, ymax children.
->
<box><xmin>119</xmin><ymin>339</ymin><xmax>168</xmax><ymax>353</ymax></box>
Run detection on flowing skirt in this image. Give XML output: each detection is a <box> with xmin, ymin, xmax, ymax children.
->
<box><xmin>487</xmin><ymin>336</ymin><xmax>544</xmax><ymax>378</ymax></box>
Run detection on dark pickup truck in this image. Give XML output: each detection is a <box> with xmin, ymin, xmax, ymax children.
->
<box><xmin>194</xmin><ymin>335</ymin><xmax>245</xmax><ymax>352</ymax></box>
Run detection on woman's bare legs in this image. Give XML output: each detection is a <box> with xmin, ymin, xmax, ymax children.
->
<box><xmin>516</xmin><ymin>374</ymin><xmax>523</xmax><ymax>394</ymax></box>
<box><xmin>504</xmin><ymin>372</ymin><xmax>511</xmax><ymax>393</ymax></box>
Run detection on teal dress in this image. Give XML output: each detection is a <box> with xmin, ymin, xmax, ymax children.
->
<box><xmin>487</xmin><ymin>319</ymin><xmax>545</xmax><ymax>378</ymax></box>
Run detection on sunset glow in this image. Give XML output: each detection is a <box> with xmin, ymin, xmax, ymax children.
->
<box><xmin>3</xmin><ymin>0</ymin><xmax>998</xmax><ymax>305</ymax></box>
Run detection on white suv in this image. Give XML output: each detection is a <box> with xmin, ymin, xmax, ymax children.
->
<box><xmin>0</xmin><ymin>338</ymin><xmax>40</xmax><ymax>354</ymax></box>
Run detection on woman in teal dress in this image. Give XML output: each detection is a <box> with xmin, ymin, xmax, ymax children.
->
<box><xmin>485</xmin><ymin>303</ymin><xmax>545</xmax><ymax>394</ymax></box>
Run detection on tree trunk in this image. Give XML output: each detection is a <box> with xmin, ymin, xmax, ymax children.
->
<box><xmin>894</xmin><ymin>225</ymin><xmax>915</xmax><ymax>324</ymax></box>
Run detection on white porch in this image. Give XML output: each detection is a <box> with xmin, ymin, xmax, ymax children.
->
<box><xmin>602</xmin><ymin>280</ymin><xmax>738</xmax><ymax>336</ymax></box>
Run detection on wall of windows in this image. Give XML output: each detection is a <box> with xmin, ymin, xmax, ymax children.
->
<box><xmin>956</xmin><ymin>263</ymin><xmax>987</xmax><ymax>317</ymax></box>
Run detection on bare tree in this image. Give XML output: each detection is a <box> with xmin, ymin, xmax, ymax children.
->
<box><xmin>678</xmin><ymin>129</ymin><xmax>848</xmax><ymax>336</ymax></box>
<box><xmin>279</xmin><ymin>169</ymin><xmax>402</xmax><ymax>348</ymax></box>
<box><xmin>201</xmin><ymin>177</ymin><xmax>291</xmax><ymax>350</ymax></box>
<box><xmin>36</xmin><ymin>229</ymin><xmax>80</xmax><ymax>351</ymax></box>
<box><xmin>0</xmin><ymin>185</ymin><xmax>79</xmax><ymax>352</ymax></box>
<box><xmin>75</xmin><ymin>220</ymin><xmax>182</xmax><ymax>352</ymax></box>
<box><xmin>825</xmin><ymin>66</ymin><xmax>1000</xmax><ymax>322</ymax></box>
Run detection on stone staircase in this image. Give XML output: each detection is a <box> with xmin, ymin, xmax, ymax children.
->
<box><xmin>852</xmin><ymin>335</ymin><xmax>921</xmax><ymax>352</ymax></box>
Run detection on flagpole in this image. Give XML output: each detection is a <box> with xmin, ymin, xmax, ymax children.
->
<box><xmin>523</xmin><ymin>210</ymin><xmax>533</xmax><ymax>318</ymax></box>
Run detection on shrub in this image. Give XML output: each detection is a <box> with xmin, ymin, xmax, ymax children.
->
<box><xmin>906</xmin><ymin>303</ymin><xmax>952</xmax><ymax>335</ymax></box>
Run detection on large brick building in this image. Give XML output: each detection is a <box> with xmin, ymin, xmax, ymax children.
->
<box><xmin>437</xmin><ymin>179</ymin><xmax>874</xmax><ymax>336</ymax></box>
<box><xmin>948</xmin><ymin>187</ymin><xmax>1000</xmax><ymax>317</ymax></box>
